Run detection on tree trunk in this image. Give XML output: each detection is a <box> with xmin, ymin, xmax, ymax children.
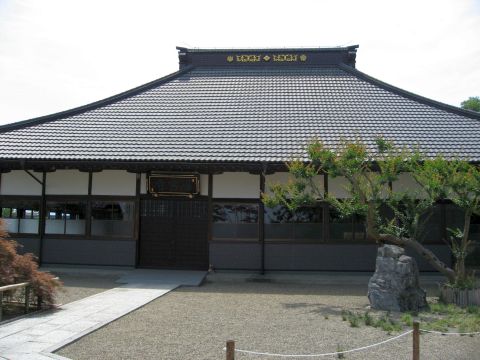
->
<box><xmin>455</xmin><ymin>209</ymin><xmax>472</xmax><ymax>283</ymax></box>
<box><xmin>365</xmin><ymin>202</ymin><xmax>456</xmax><ymax>283</ymax></box>
<box><xmin>369</xmin><ymin>231</ymin><xmax>456</xmax><ymax>283</ymax></box>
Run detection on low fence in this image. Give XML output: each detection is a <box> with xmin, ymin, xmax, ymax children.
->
<box><xmin>0</xmin><ymin>277</ymin><xmax>59</xmax><ymax>321</ymax></box>
<box><xmin>0</xmin><ymin>282</ymin><xmax>35</xmax><ymax>321</ymax></box>
<box><xmin>439</xmin><ymin>287</ymin><xmax>480</xmax><ymax>307</ymax></box>
<box><xmin>224</xmin><ymin>321</ymin><xmax>480</xmax><ymax>359</ymax></box>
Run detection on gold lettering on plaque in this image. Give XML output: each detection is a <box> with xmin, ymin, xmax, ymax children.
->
<box><xmin>273</xmin><ymin>54</ymin><xmax>298</xmax><ymax>62</ymax></box>
<box><xmin>227</xmin><ymin>53</ymin><xmax>307</xmax><ymax>63</ymax></box>
<box><xmin>236</xmin><ymin>55</ymin><xmax>261</xmax><ymax>62</ymax></box>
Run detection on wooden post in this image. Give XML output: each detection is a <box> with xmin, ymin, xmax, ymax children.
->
<box><xmin>226</xmin><ymin>340</ymin><xmax>235</xmax><ymax>360</ymax></box>
<box><xmin>24</xmin><ymin>286</ymin><xmax>31</xmax><ymax>314</ymax></box>
<box><xmin>0</xmin><ymin>292</ymin><xmax>3</xmax><ymax>321</ymax></box>
<box><xmin>413</xmin><ymin>321</ymin><xmax>420</xmax><ymax>360</ymax></box>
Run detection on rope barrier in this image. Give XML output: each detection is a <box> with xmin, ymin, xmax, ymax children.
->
<box><xmin>420</xmin><ymin>329</ymin><xmax>480</xmax><ymax>336</ymax></box>
<box><xmin>224</xmin><ymin>330</ymin><xmax>412</xmax><ymax>358</ymax></box>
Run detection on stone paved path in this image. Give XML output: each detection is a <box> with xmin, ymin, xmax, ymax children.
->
<box><xmin>0</xmin><ymin>270</ymin><xmax>206</xmax><ymax>360</ymax></box>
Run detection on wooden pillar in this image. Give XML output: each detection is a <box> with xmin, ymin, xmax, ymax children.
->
<box><xmin>259</xmin><ymin>171</ymin><xmax>265</xmax><ymax>274</ymax></box>
<box><xmin>86</xmin><ymin>172</ymin><xmax>93</xmax><ymax>237</ymax></box>
<box><xmin>38</xmin><ymin>172</ymin><xmax>46</xmax><ymax>265</ymax></box>
<box><xmin>207</xmin><ymin>174</ymin><xmax>213</xmax><ymax>241</ymax></box>
<box><xmin>134</xmin><ymin>173</ymin><xmax>141</xmax><ymax>267</ymax></box>
<box><xmin>323</xmin><ymin>173</ymin><xmax>329</xmax><ymax>242</ymax></box>
<box><xmin>207</xmin><ymin>174</ymin><xmax>213</xmax><ymax>269</ymax></box>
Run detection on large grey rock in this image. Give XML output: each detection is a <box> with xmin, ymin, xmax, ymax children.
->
<box><xmin>368</xmin><ymin>244</ymin><xmax>427</xmax><ymax>312</ymax></box>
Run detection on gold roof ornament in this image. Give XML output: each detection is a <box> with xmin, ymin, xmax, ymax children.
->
<box><xmin>226</xmin><ymin>55</ymin><xmax>234</xmax><ymax>63</ymax></box>
<box><xmin>263</xmin><ymin>55</ymin><xmax>271</xmax><ymax>62</ymax></box>
<box><xmin>300</xmin><ymin>54</ymin><xmax>307</xmax><ymax>62</ymax></box>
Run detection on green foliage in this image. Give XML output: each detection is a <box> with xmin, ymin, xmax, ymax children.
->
<box><xmin>341</xmin><ymin>310</ymin><xmax>361</xmax><ymax>327</ymax></box>
<box><xmin>401</xmin><ymin>313</ymin><xmax>413</xmax><ymax>326</ymax></box>
<box><xmin>348</xmin><ymin>312</ymin><xmax>360</xmax><ymax>327</ymax></box>
<box><xmin>429</xmin><ymin>302</ymin><xmax>461</xmax><ymax>315</ymax></box>
<box><xmin>373</xmin><ymin>314</ymin><xmax>402</xmax><ymax>333</ymax></box>
<box><xmin>338</xmin><ymin>303</ymin><xmax>480</xmax><ymax>334</ymax></box>
<box><xmin>363</xmin><ymin>311</ymin><xmax>374</xmax><ymax>326</ymax></box>
<box><xmin>413</xmin><ymin>157</ymin><xmax>480</xmax><ymax>285</ymax></box>
<box><xmin>423</xmin><ymin>303</ymin><xmax>480</xmax><ymax>333</ymax></box>
<box><xmin>442</xmin><ymin>276</ymin><xmax>477</xmax><ymax>290</ymax></box>
<box><xmin>263</xmin><ymin>137</ymin><xmax>480</xmax><ymax>285</ymax></box>
<box><xmin>375</xmin><ymin>137</ymin><xmax>393</xmax><ymax>153</ymax></box>
<box><xmin>461</xmin><ymin>96</ymin><xmax>480</xmax><ymax>112</ymax></box>
<box><xmin>467</xmin><ymin>306</ymin><xmax>480</xmax><ymax>315</ymax></box>
<box><xmin>336</xmin><ymin>344</ymin><xmax>346</xmax><ymax>359</ymax></box>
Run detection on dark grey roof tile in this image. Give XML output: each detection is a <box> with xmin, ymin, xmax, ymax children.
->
<box><xmin>0</xmin><ymin>66</ymin><xmax>479</xmax><ymax>162</ymax></box>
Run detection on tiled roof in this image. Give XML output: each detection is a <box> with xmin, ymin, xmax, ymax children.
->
<box><xmin>0</xmin><ymin>64</ymin><xmax>479</xmax><ymax>163</ymax></box>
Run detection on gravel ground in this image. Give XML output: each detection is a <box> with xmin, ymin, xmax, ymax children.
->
<box><xmin>47</xmin><ymin>270</ymin><xmax>120</xmax><ymax>305</ymax></box>
<box><xmin>56</xmin><ymin>273</ymin><xmax>480</xmax><ymax>360</ymax></box>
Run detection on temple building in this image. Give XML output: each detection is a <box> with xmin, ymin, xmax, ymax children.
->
<box><xmin>0</xmin><ymin>46</ymin><xmax>479</xmax><ymax>271</ymax></box>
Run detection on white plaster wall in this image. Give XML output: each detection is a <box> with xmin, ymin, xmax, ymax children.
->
<box><xmin>92</xmin><ymin>170</ymin><xmax>136</xmax><ymax>196</ymax></box>
<box><xmin>265</xmin><ymin>172</ymin><xmax>324</xmax><ymax>197</ymax></box>
<box><xmin>1</xmin><ymin>171</ymin><xmax>42</xmax><ymax>195</ymax></box>
<box><xmin>392</xmin><ymin>173</ymin><xmax>426</xmax><ymax>198</ymax></box>
<box><xmin>200</xmin><ymin>174</ymin><xmax>209</xmax><ymax>196</ymax></box>
<box><xmin>213</xmin><ymin>172</ymin><xmax>259</xmax><ymax>198</ymax></box>
<box><xmin>46</xmin><ymin>170</ymin><xmax>88</xmax><ymax>195</ymax></box>
<box><xmin>140</xmin><ymin>173</ymin><xmax>147</xmax><ymax>194</ymax></box>
<box><xmin>328</xmin><ymin>176</ymin><xmax>350</xmax><ymax>199</ymax></box>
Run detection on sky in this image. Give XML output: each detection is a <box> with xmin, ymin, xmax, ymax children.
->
<box><xmin>0</xmin><ymin>0</ymin><xmax>479</xmax><ymax>125</ymax></box>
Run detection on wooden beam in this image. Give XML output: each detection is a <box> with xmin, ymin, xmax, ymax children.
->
<box><xmin>23</xmin><ymin>170</ymin><xmax>43</xmax><ymax>185</ymax></box>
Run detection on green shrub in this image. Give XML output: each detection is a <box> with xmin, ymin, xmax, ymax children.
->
<box><xmin>363</xmin><ymin>311</ymin><xmax>374</xmax><ymax>326</ymax></box>
<box><xmin>348</xmin><ymin>312</ymin><xmax>361</xmax><ymax>328</ymax></box>
<box><xmin>374</xmin><ymin>315</ymin><xmax>402</xmax><ymax>333</ymax></box>
<box><xmin>401</xmin><ymin>313</ymin><xmax>413</xmax><ymax>327</ymax></box>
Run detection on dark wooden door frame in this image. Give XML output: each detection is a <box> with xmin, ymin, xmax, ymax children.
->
<box><xmin>138</xmin><ymin>197</ymin><xmax>209</xmax><ymax>269</ymax></box>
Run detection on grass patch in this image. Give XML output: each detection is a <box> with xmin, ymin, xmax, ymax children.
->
<box><xmin>422</xmin><ymin>303</ymin><xmax>480</xmax><ymax>333</ymax></box>
<box><xmin>340</xmin><ymin>304</ymin><xmax>480</xmax><ymax>334</ymax></box>
<box><xmin>373</xmin><ymin>314</ymin><xmax>402</xmax><ymax>334</ymax></box>
<box><xmin>400</xmin><ymin>313</ymin><xmax>413</xmax><ymax>327</ymax></box>
<box><xmin>363</xmin><ymin>311</ymin><xmax>374</xmax><ymax>326</ymax></box>
<box><xmin>340</xmin><ymin>310</ymin><xmax>401</xmax><ymax>332</ymax></box>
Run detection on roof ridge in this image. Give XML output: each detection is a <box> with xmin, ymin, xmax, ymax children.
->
<box><xmin>0</xmin><ymin>65</ymin><xmax>195</xmax><ymax>133</ymax></box>
<box><xmin>176</xmin><ymin>45</ymin><xmax>359</xmax><ymax>52</ymax></box>
<box><xmin>339</xmin><ymin>64</ymin><xmax>480</xmax><ymax>121</ymax></box>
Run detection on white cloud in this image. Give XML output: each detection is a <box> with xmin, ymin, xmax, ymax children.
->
<box><xmin>0</xmin><ymin>0</ymin><xmax>479</xmax><ymax>125</ymax></box>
